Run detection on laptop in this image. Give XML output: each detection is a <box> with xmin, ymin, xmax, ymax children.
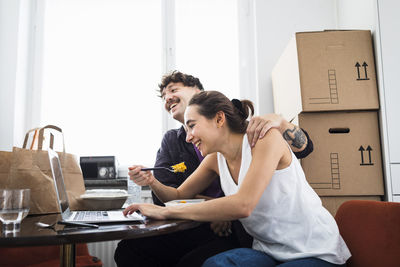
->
<box><xmin>48</xmin><ymin>148</ymin><xmax>144</xmax><ymax>224</ymax></box>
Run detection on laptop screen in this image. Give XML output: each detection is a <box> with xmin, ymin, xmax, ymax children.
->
<box><xmin>48</xmin><ymin>149</ymin><xmax>70</xmax><ymax>213</ymax></box>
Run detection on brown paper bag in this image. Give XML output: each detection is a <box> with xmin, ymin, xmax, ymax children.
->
<box><xmin>0</xmin><ymin>125</ymin><xmax>85</xmax><ymax>215</ymax></box>
<box><xmin>0</xmin><ymin>151</ymin><xmax>13</xmax><ymax>191</ymax></box>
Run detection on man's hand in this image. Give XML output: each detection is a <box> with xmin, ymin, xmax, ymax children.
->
<box><xmin>247</xmin><ymin>114</ymin><xmax>284</xmax><ymax>147</ymax></box>
<box><xmin>128</xmin><ymin>165</ymin><xmax>156</xmax><ymax>186</ymax></box>
<box><xmin>210</xmin><ymin>221</ymin><xmax>232</xmax><ymax>237</ymax></box>
<box><xmin>247</xmin><ymin>113</ymin><xmax>308</xmax><ymax>152</ymax></box>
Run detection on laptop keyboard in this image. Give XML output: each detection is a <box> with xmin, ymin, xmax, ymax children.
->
<box><xmin>73</xmin><ymin>211</ymin><xmax>109</xmax><ymax>221</ymax></box>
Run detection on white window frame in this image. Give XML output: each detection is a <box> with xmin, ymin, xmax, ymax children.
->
<box><xmin>17</xmin><ymin>0</ymin><xmax>258</xmax><ymax>146</ymax></box>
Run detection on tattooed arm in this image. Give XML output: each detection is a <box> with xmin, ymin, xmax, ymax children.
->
<box><xmin>247</xmin><ymin>113</ymin><xmax>313</xmax><ymax>159</ymax></box>
<box><xmin>282</xmin><ymin>123</ymin><xmax>307</xmax><ymax>152</ymax></box>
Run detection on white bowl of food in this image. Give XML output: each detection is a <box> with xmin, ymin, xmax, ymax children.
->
<box><xmin>80</xmin><ymin>189</ymin><xmax>128</xmax><ymax>210</ymax></box>
<box><xmin>164</xmin><ymin>199</ymin><xmax>205</xmax><ymax>207</ymax></box>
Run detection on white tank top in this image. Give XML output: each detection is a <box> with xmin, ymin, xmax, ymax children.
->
<box><xmin>217</xmin><ymin>134</ymin><xmax>351</xmax><ymax>264</ymax></box>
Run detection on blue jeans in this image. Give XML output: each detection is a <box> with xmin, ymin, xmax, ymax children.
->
<box><xmin>202</xmin><ymin>248</ymin><xmax>346</xmax><ymax>267</ymax></box>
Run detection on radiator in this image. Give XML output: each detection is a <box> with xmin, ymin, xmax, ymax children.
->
<box><xmin>88</xmin><ymin>240</ymin><xmax>119</xmax><ymax>267</ymax></box>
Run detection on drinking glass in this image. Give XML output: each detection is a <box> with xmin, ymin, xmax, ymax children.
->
<box><xmin>0</xmin><ymin>189</ymin><xmax>30</xmax><ymax>235</ymax></box>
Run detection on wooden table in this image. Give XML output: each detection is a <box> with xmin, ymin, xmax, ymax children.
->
<box><xmin>0</xmin><ymin>213</ymin><xmax>201</xmax><ymax>267</ymax></box>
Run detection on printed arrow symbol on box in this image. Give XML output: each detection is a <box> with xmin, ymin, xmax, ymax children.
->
<box><xmin>359</xmin><ymin>145</ymin><xmax>365</xmax><ymax>164</ymax></box>
<box><xmin>362</xmin><ymin>62</ymin><xmax>369</xmax><ymax>80</ymax></box>
<box><xmin>366</xmin><ymin>145</ymin><xmax>373</xmax><ymax>164</ymax></box>
<box><xmin>359</xmin><ymin>145</ymin><xmax>374</xmax><ymax>166</ymax></box>
<box><xmin>355</xmin><ymin>62</ymin><xmax>361</xmax><ymax>79</ymax></box>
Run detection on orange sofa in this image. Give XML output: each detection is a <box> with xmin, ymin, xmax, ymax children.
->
<box><xmin>335</xmin><ymin>200</ymin><xmax>400</xmax><ymax>267</ymax></box>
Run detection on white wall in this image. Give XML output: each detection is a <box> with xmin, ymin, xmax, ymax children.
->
<box><xmin>336</xmin><ymin>0</ymin><xmax>377</xmax><ymax>31</ymax></box>
<box><xmin>375</xmin><ymin>0</ymin><xmax>400</xmax><ymax>200</ymax></box>
<box><xmin>253</xmin><ymin>0</ymin><xmax>337</xmax><ymax>115</ymax></box>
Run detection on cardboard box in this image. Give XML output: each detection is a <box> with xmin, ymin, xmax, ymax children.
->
<box><xmin>320</xmin><ymin>196</ymin><xmax>381</xmax><ymax>217</ymax></box>
<box><xmin>272</xmin><ymin>30</ymin><xmax>379</xmax><ymax>121</ymax></box>
<box><xmin>299</xmin><ymin>111</ymin><xmax>384</xmax><ymax>196</ymax></box>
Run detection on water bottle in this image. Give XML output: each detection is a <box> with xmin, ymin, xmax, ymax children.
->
<box><xmin>119</xmin><ymin>166</ymin><xmax>141</xmax><ymax>205</ymax></box>
<box><xmin>126</xmin><ymin>178</ymin><xmax>141</xmax><ymax>205</ymax></box>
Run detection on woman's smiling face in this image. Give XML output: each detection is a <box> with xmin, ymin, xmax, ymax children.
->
<box><xmin>184</xmin><ymin>105</ymin><xmax>221</xmax><ymax>156</ymax></box>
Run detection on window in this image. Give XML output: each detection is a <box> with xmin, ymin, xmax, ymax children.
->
<box><xmin>38</xmin><ymin>0</ymin><xmax>240</xmax><ymax>166</ymax></box>
<box><xmin>175</xmin><ymin>0</ymin><xmax>239</xmax><ymax>99</ymax></box>
<box><xmin>40</xmin><ymin>0</ymin><xmax>162</xmax><ymax>166</ymax></box>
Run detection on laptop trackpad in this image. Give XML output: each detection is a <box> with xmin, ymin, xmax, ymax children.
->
<box><xmin>108</xmin><ymin>211</ymin><xmax>144</xmax><ymax>221</ymax></box>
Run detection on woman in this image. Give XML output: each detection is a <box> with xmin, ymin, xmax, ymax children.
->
<box><xmin>125</xmin><ymin>91</ymin><xmax>350</xmax><ymax>267</ymax></box>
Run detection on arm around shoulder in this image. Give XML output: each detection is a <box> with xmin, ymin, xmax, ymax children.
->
<box><xmin>247</xmin><ymin>113</ymin><xmax>313</xmax><ymax>158</ymax></box>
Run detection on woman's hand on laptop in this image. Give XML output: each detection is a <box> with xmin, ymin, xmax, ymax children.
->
<box><xmin>124</xmin><ymin>203</ymin><xmax>167</xmax><ymax>220</ymax></box>
<box><xmin>128</xmin><ymin>165</ymin><xmax>156</xmax><ymax>186</ymax></box>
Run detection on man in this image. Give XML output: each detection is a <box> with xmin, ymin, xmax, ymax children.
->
<box><xmin>153</xmin><ymin>71</ymin><xmax>312</xmax><ymax>204</ymax></box>
<box><xmin>114</xmin><ymin>71</ymin><xmax>313</xmax><ymax>267</ymax></box>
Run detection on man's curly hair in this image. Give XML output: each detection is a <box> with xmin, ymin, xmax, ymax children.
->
<box><xmin>158</xmin><ymin>71</ymin><xmax>204</xmax><ymax>97</ymax></box>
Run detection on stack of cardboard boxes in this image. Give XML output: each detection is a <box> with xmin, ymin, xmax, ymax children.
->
<box><xmin>272</xmin><ymin>30</ymin><xmax>384</xmax><ymax>216</ymax></box>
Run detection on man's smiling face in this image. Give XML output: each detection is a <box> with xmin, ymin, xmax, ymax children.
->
<box><xmin>161</xmin><ymin>82</ymin><xmax>201</xmax><ymax>123</ymax></box>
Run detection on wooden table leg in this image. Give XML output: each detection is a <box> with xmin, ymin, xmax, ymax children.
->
<box><xmin>60</xmin><ymin>243</ymin><xmax>76</xmax><ymax>267</ymax></box>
